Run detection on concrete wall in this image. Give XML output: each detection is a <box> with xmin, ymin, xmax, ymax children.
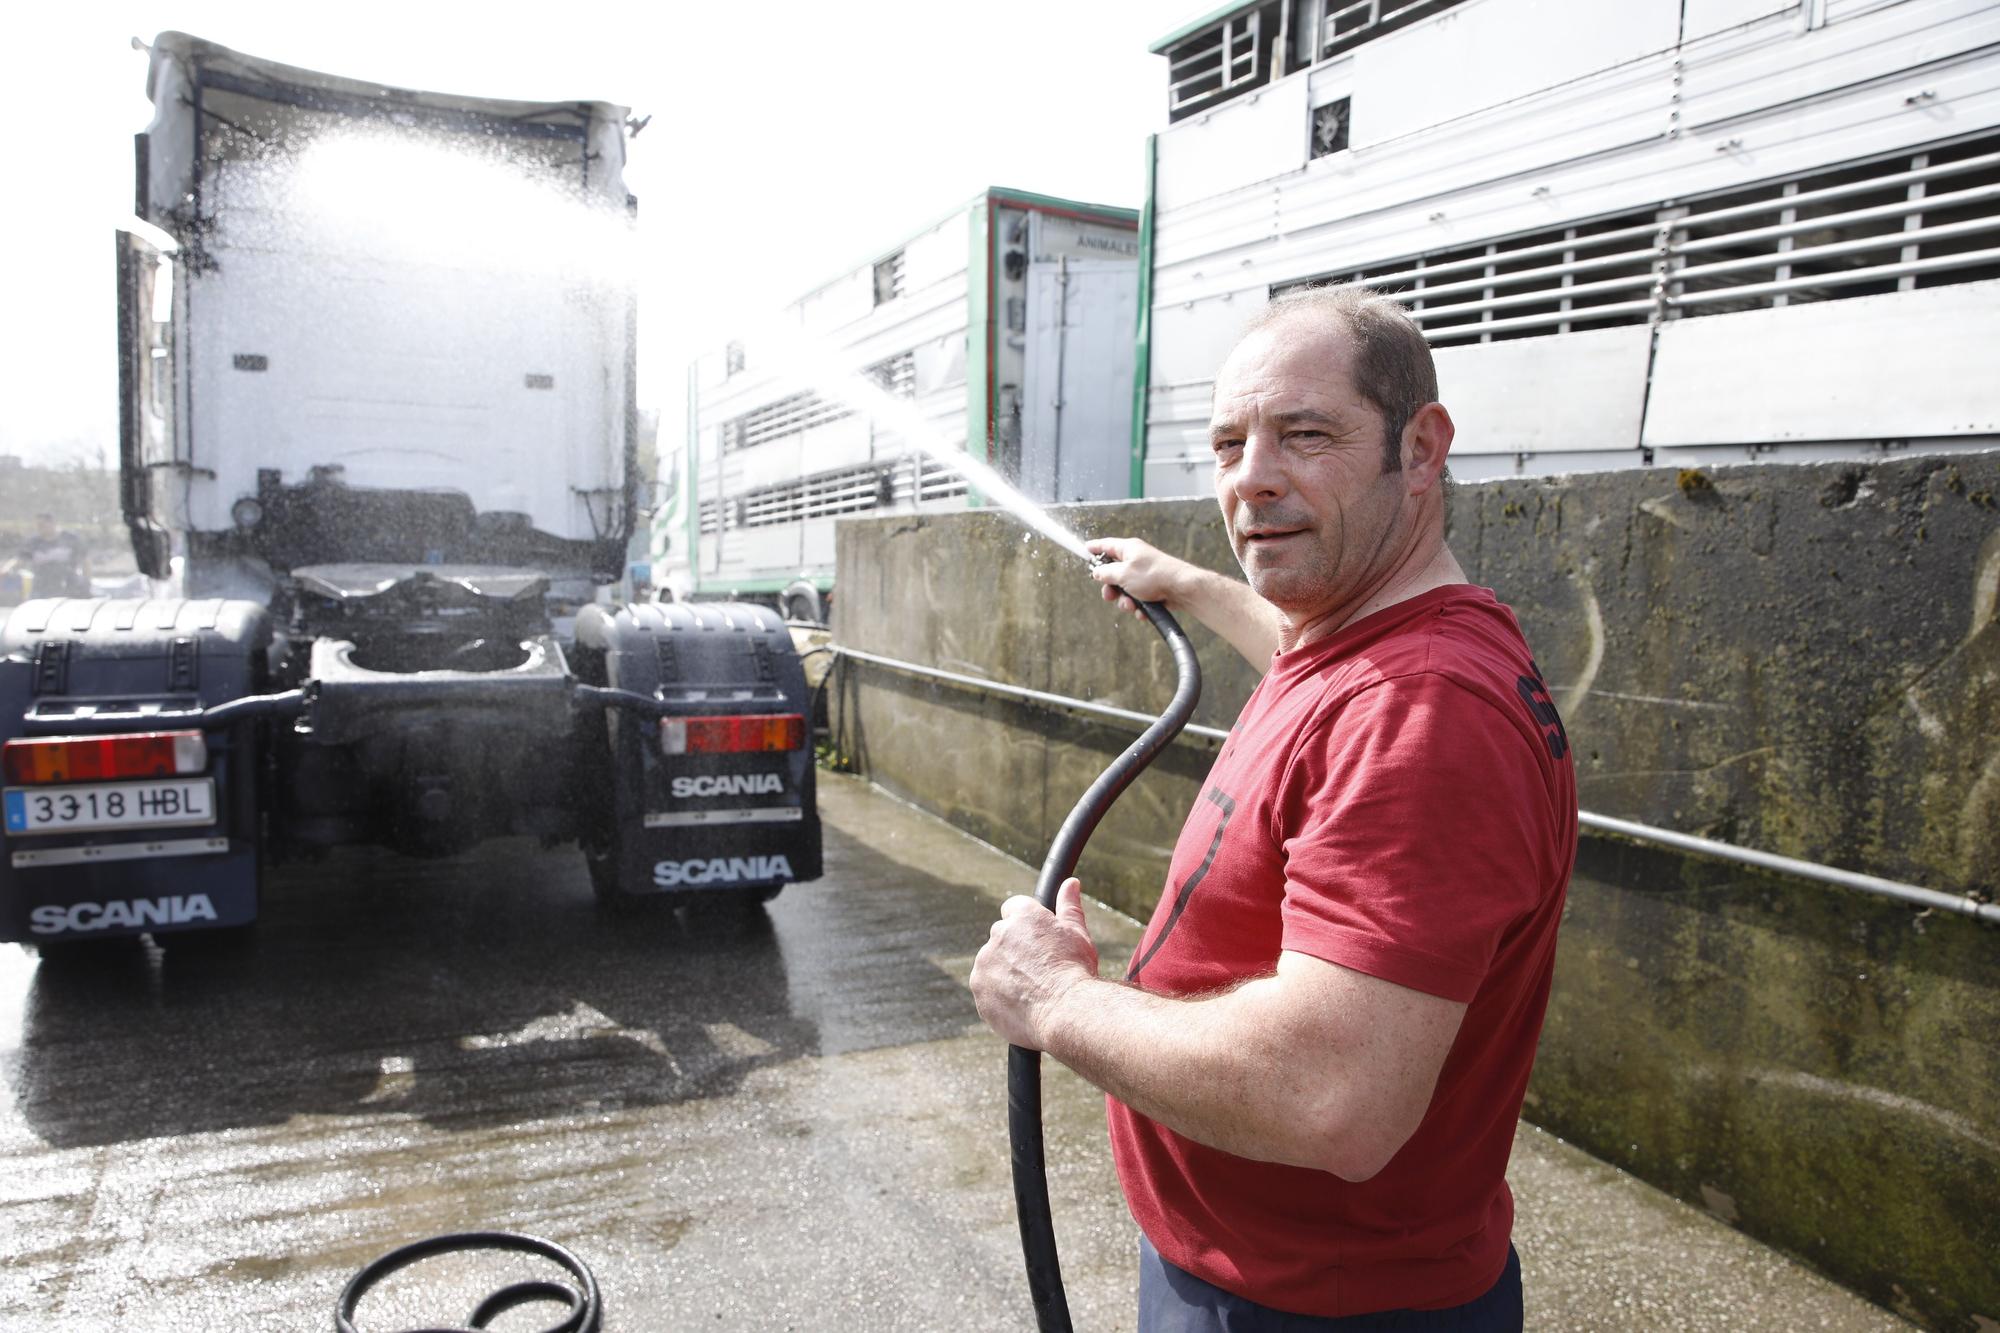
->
<box><xmin>829</xmin><ymin>451</ymin><xmax>2000</xmax><ymax>1330</ymax></box>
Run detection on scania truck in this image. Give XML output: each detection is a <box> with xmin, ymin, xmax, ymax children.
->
<box><xmin>0</xmin><ymin>33</ymin><xmax>821</xmax><ymax>948</ymax></box>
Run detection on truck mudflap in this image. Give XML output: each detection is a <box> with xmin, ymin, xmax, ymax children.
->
<box><xmin>0</xmin><ymin>598</ymin><xmax>271</xmax><ymax>945</ymax></box>
<box><xmin>573</xmin><ymin>601</ymin><xmax>822</xmax><ymax>906</ymax></box>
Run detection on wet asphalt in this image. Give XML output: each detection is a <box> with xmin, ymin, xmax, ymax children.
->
<box><xmin>0</xmin><ymin>774</ymin><xmax>1907</xmax><ymax>1331</ymax></box>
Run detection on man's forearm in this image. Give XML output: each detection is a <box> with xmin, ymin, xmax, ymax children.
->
<box><xmin>975</xmin><ymin>893</ymin><xmax>1465</xmax><ymax>1181</ymax></box>
<box><xmin>1169</xmin><ymin>566</ymin><xmax>1282</xmax><ymax>669</ymax></box>
<box><xmin>1041</xmin><ymin>970</ymin><xmax>1348</xmax><ymax>1174</ymax></box>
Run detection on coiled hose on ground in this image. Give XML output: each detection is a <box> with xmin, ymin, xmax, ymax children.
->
<box><xmin>1009</xmin><ymin>596</ymin><xmax>1202</xmax><ymax>1333</ymax></box>
<box><xmin>335</xmin><ymin>1230</ymin><xmax>603</xmax><ymax>1332</ymax></box>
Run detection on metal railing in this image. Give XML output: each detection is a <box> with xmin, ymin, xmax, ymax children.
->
<box><xmin>831</xmin><ymin>644</ymin><xmax>1999</xmax><ymax>926</ymax></box>
<box><xmin>1575</xmin><ymin>812</ymin><xmax>1998</xmax><ymax>924</ymax></box>
<box><xmin>835</xmin><ymin>645</ymin><xmax>1232</xmax><ymax>743</ymax></box>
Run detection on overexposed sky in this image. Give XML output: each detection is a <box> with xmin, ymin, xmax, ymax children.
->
<box><xmin>0</xmin><ymin>0</ymin><xmax>1195</xmax><ymax>466</ymax></box>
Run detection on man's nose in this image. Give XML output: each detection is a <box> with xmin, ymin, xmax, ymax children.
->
<box><xmin>1232</xmin><ymin>433</ymin><xmax>1289</xmax><ymax>501</ymax></box>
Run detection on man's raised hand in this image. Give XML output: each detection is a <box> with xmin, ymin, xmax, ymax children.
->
<box><xmin>1087</xmin><ymin>537</ymin><xmax>1187</xmax><ymax>619</ymax></box>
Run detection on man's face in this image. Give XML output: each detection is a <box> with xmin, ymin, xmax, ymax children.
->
<box><xmin>1209</xmin><ymin>318</ymin><xmax>1408</xmax><ymax>622</ymax></box>
<box><xmin>34</xmin><ymin>517</ymin><xmax>55</xmax><ymax>540</ymax></box>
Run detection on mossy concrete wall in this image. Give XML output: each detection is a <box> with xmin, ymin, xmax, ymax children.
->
<box><xmin>830</xmin><ymin>452</ymin><xmax>2000</xmax><ymax>1330</ymax></box>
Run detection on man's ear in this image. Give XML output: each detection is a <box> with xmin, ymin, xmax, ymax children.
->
<box><xmin>1402</xmin><ymin>403</ymin><xmax>1454</xmax><ymax>496</ymax></box>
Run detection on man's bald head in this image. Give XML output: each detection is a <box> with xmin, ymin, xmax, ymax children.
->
<box><xmin>1234</xmin><ymin>286</ymin><xmax>1437</xmax><ymax>473</ymax></box>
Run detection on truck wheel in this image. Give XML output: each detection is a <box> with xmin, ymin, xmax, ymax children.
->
<box><xmin>159</xmin><ymin>923</ymin><xmax>259</xmax><ymax>983</ymax></box>
<box><xmin>781</xmin><ymin>582</ymin><xmax>823</xmax><ymax>625</ymax></box>
<box><xmin>585</xmin><ymin>839</ymin><xmax>655</xmax><ymax>912</ymax></box>
<box><xmin>163</xmin><ymin>923</ymin><xmax>258</xmax><ymax>958</ymax></box>
<box><xmin>584</xmin><ymin>839</ymin><xmax>617</xmax><ymax>900</ymax></box>
<box><xmin>32</xmin><ymin>936</ymin><xmax>139</xmax><ymax>968</ymax></box>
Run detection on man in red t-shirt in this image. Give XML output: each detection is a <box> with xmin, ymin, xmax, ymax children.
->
<box><xmin>971</xmin><ymin>285</ymin><xmax>1577</xmax><ymax>1330</ymax></box>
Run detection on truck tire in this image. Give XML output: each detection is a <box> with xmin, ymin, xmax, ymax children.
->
<box><xmin>159</xmin><ymin>920</ymin><xmax>260</xmax><ymax>983</ymax></box>
<box><xmin>678</xmin><ymin>885</ymin><xmax>780</xmax><ymax>935</ymax></box>
<box><xmin>584</xmin><ymin>839</ymin><xmax>665</xmax><ymax>914</ymax></box>
<box><xmin>781</xmin><ymin>582</ymin><xmax>824</xmax><ymax>625</ymax></box>
<box><xmin>570</xmin><ymin>666</ymin><xmax>649</xmax><ymax>913</ymax></box>
<box><xmin>32</xmin><ymin>935</ymin><xmax>143</xmax><ymax>966</ymax></box>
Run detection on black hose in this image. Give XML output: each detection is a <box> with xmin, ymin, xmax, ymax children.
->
<box><xmin>201</xmin><ymin>688</ymin><xmax>310</xmax><ymax>727</ymax></box>
<box><xmin>571</xmin><ymin>683</ymin><xmax>673</xmax><ymax>716</ymax></box>
<box><xmin>335</xmin><ymin>1230</ymin><xmax>602</xmax><ymax>1333</ymax></box>
<box><xmin>1009</xmin><ymin>595</ymin><xmax>1202</xmax><ymax>1333</ymax></box>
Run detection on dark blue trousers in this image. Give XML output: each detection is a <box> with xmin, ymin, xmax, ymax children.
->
<box><xmin>1138</xmin><ymin>1235</ymin><xmax>1523</xmax><ymax>1333</ymax></box>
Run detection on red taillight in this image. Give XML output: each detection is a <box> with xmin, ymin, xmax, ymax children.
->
<box><xmin>1</xmin><ymin>731</ymin><xmax>208</xmax><ymax>785</ymax></box>
<box><xmin>659</xmin><ymin>714</ymin><xmax>806</xmax><ymax>755</ymax></box>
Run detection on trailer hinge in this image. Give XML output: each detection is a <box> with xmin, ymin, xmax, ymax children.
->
<box><xmin>168</xmin><ymin>636</ymin><xmax>200</xmax><ymax>691</ymax></box>
<box><xmin>654</xmin><ymin>637</ymin><xmax>679</xmax><ymax>686</ymax></box>
<box><xmin>31</xmin><ymin>640</ymin><xmax>69</xmax><ymax>696</ymax></box>
<box><xmin>751</xmin><ymin>640</ymin><xmax>776</xmax><ymax>684</ymax></box>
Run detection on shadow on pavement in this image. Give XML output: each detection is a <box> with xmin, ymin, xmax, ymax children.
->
<box><xmin>8</xmin><ymin>819</ymin><xmax>998</xmax><ymax>1149</ymax></box>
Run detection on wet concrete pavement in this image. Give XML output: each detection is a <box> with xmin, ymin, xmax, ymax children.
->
<box><xmin>0</xmin><ymin>774</ymin><xmax>1908</xmax><ymax>1330</ymax></box>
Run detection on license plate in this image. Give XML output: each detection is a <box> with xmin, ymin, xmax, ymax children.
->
<box><xmin>3</xmin><ymin>779</ymin><xmax>217</xmax><ymax>836</ymax></box>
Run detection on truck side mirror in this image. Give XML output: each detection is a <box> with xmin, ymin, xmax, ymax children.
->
<box><xmin>638</xmin><ymin>477</ymin><xmax>675</xmax><ymax>517</ymax></box>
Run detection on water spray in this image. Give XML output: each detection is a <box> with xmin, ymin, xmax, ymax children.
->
<box><xmin>731</xmin><ymin>322</ymin><xmax>1095</xmax><ymax>563</ymax></box>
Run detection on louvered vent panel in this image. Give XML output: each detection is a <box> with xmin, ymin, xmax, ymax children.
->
<box><xmin>719</xmin><ymin>391</ymin><xmax>850</xmax><ymax>453</ymax></box>
<box><xmin>717</xmin><ymin>350</ymin><xmax>918</xmax><ymax>456</ymax></box>
<box><xmin>1166</xmin><ymin>10</ymin><xmax>1264</xmax><ymax>120</ymax></box>
<box><xmin>1277</xmin><ymin>134</ymin><xmax>2000</xmax><ymax>346</ymax></box>
<box><xmin>1318</xmin><ymin>0</ymin><xmax>1463</xmax><ymax>61</ymax></box>
<box><xmin>717</xmin><ymin>455</ymin><xmax>972</xmax><ymax>532</ymax></box>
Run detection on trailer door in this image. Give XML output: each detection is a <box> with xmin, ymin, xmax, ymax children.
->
<box><xmin>116</xmin><ymin>229</ymin><xmax>176</xmax><ymax>578</ymax></box>
<box><xmin>1021</xmin><ymin>257</ymin><xmax>1138</xmax><ymax>503</ymax></box>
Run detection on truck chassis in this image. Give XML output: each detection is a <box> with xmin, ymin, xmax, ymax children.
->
<box><xmin>0</xmin><ymin>583</ymin><xmax>821</xmax><ymax>947</ymax></box>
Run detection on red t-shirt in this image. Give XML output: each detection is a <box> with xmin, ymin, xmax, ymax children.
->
<box><xmin>1107</xmin><ymin>584</ymin><xmax>1577</xmax><ymax>1317</ymax></box>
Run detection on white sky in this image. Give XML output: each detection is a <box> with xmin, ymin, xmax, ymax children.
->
<box><xmin>0</xmin><ymin>0</ymin><xmax>1197</xmax><ymax>467</ymax></box>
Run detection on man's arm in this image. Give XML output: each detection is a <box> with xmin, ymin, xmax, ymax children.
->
<box><xmin>972</xmin><ymin>879</ymin><xmax>1466</xmax><ymax>1181</ymax></box>
<box><xmin>1087</xmin><ymin>538</ymin><xmax>1281</xmax><ymax>670</ymax></box>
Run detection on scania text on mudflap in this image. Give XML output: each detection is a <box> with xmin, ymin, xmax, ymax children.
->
<box><xmin>0</xmin><ymin>33</ymin><xmax>820</xmax><ymax>949</ymax></box>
